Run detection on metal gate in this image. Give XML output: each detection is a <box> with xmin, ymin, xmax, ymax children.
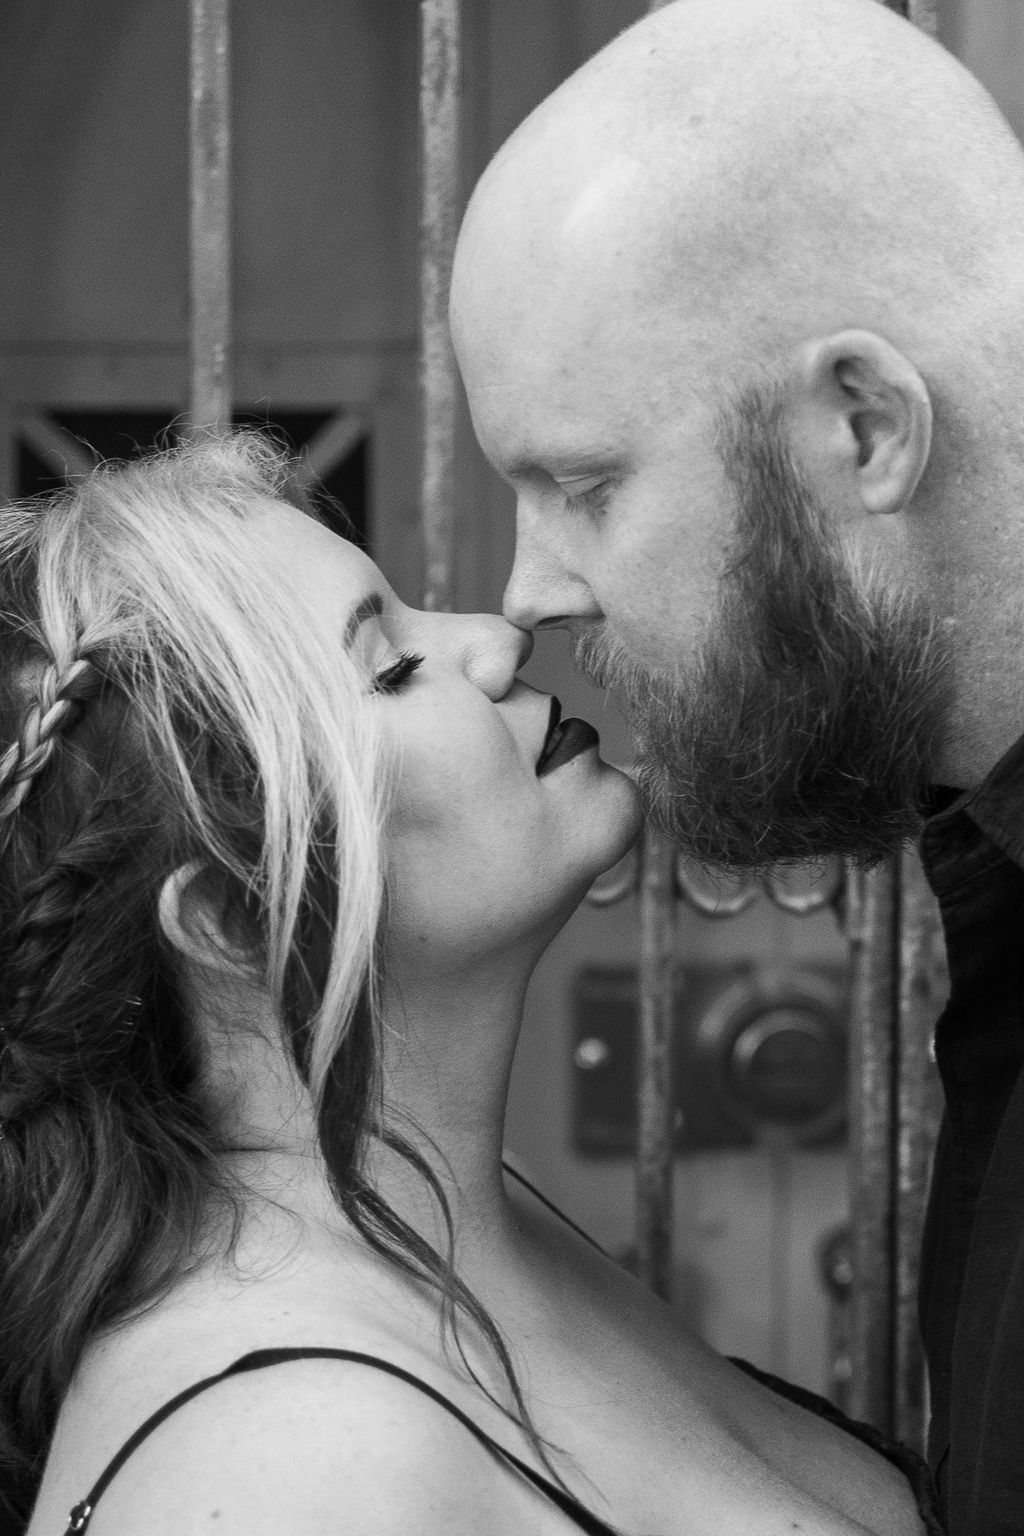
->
<box><xmin>186</xmin><ymin>0</ymin><xmax>946</xmax><ymax>1452</ymax></box>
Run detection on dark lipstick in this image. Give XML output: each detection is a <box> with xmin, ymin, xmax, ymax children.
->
<box><xmin>536</xmin><ymin>697</ymin><xmax>599</xmax><ymax>776</ymax></box>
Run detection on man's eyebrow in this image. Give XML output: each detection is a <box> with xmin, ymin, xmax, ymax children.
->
<box><xmin>500</xmin><ymin>451</ymin><xmax>620</xmax><ymax>481</ymax></box>
<box><xmin>343</xmin><ymin>591</ymin><xmax>385</xmax><ymax>646</ymax></box>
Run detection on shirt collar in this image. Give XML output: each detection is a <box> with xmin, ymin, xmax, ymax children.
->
<box><xmin>925</xmin><ymin>729</ymin><xmax>1024</xmax><ymax>870</ymax></box>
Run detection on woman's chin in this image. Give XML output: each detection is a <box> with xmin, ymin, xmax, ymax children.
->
<box><xmin>589</xmin><ymin>762</ymin><xmax>645</xmax><ymax>861</ymax></box>
<box><xmin>556</xmin><ymin>807</ymin><xmax>645</xmax><ymax>928</ymax></box>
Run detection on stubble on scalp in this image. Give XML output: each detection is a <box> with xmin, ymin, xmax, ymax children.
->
<box><xmin>575</xmin><ymin>385</ymin><xmax>952</xmax><ymax>872</ymax></box>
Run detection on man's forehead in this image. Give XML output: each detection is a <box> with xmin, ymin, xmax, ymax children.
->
<box><xmin>471</xmin><ymin>386</ymin><xmax>629</xmax><ymax>482</ymax></box>
<box><xmin>454</xmin><ymin>149</ymin><xmax>677</xmax><ymax>321</ymax></box>
<box><xmin>455</xmin><ymin>259</ymin><xmax>710</xmax><ymax>482</ymax></box>
<box><xmin>457</xmin><ymin>322</ymin><xmax>640</xmax><ymax>479</ymax></box>
<box><xmin>453</xmin><ymin>217</ymin><xmax>677</xmax><ymax>391</ymax></box>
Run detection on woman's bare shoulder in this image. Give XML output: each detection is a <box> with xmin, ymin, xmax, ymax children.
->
<box><xmin>78</xmin><ymin>1355</ymin><xmax>530</xmax><ymax>1536</ymax></box>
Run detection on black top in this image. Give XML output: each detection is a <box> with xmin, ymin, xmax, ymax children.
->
<box><xmin>62</xmin><ymin>1346</ymin><xmax>620</xmax><ymax>1536</ymax></box>
<box><xmin>918</xmin><ymin>732</ymin><xmax>1024</xmax><ymax>1536</ymax></box>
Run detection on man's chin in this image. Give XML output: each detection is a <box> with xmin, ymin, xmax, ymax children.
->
<box><xmin>635</xmin><ymin>748</ymin><xmax>922</xmax><ymax>873</ymax></box>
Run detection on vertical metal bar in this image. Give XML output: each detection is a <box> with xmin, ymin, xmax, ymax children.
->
<box><xmin>0</xmin><ymin>402</ymin><xmax>14</xmax><ymax>503</ymax></box>
<box><xmin>845</xmin><ymin>860</ymin><xmax>898</xmax><ymax>1432</ymax></box>
<box><xmin>907</xmin><ymin>0</ymin><xmax>939</xmax><ymax>33</ymax></box>
<box><xmin>635</xmin><ymin>828</ymin><xmax>677</xmax><ymax>1300</ymax></box>
<box><xmin>893</xmin><ymin>847</ymin><xmax>944</xmax><ymax>1452</ymax></box>
<box><xmin>188</xmin><ymin>0</ymin><xmax>232</xmax><ymax>436</ymax></box>
<box><xmin>627</xmin><ymin>0</ymin><xmax>678</xmax><ymax>1308</ymax></box>
<box><xmin>846</xmin><ymin>840</ymin><xmax>943</xmax><ymax>1446</ymax></box>
<box><xmin>420</xmin><ymin>0</ymin><xmax>461</xmax><ymax>613</ymax></box>
<box><xmin>876</xmin><ymin>0</ymin><xmax>938</xmax><ymax>36</ymax></box>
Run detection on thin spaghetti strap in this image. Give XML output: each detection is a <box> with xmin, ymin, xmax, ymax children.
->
<box><xmin>64</xmin><ymin>1346</ymin><xmax>620</xmax><ymax>1536</ymax></box>
<box><xmin>501</xmin><ymin>1159</ymin><xmax>611</xmax><ymax>1259</ymax></box>
<box><xmin>63</xmin><ymin>1355</ymin><xmax>277</xmax><ymax>1535</ymax></box>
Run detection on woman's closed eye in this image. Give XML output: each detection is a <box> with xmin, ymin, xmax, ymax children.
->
<box><xmin>372</xmin><ymin>651</ymin><xmax>425</xmax><ymax>694</ymax></box>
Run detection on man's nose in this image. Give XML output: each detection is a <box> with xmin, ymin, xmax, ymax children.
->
<box><xmin>502</xmin><ymin>528</ymin><xmax>600</xmax><ymax>631</ymax></box>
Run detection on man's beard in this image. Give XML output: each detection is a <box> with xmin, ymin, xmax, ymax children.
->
<box><xmin>576</xmin><ymin>385</ymin><xmax>952</xmax><ymax>871</ymax></box>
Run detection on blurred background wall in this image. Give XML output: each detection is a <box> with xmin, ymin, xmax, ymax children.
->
<box><xmin>0</xmin><ymin>0</ymin><xmax>1016</xmax><ymax>1395</ymax></box>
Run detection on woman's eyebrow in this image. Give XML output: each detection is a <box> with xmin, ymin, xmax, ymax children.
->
<box><xmin>343</xmin><ymin>591</ymin><xmax>386</xmax><ymax>646</ymax></box>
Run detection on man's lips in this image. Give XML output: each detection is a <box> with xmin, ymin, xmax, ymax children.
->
<box><xmin>536</xmin><ymin>695</ymin><xmax>600</xmax><ymax>776</ymax></box>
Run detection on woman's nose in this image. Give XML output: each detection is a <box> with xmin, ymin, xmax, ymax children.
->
<box><xmin>452</xmin><ymin>614</ymin><xmax>533</xmax><ymax>698</ymax></box>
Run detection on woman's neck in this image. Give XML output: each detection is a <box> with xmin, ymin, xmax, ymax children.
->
<box><xmin>205</xmin><ymin>946</ymin><xmax>536</xmax><ymax>1283</ymax></box>
<box><xmin>373</xmin><ymin>951</ymin><xmax>532</xmax><ymax>1250</ymax></box>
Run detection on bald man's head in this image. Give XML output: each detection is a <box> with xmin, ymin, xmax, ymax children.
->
<box><xmin>452</xmin><ymin>0</ymin><xmax>1024</xmax><ymax>864</ymax></box>
<box><xmin>454</xmin><ymin>0</ymin><xmax>1024</xmax><ymax>392</ymax></box>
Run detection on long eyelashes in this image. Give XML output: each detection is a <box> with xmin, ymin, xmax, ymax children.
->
<box><xmin>372</xmin><ymin>650</ymin><xmax>425</xmax><ymax>694</ymax></box>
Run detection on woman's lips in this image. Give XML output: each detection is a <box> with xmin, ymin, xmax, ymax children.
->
<box><xmin>540</xmin><ymin>696</ymin><xmax>562</xmax><ymax>755</ymax></box>
<box><xmin>536</xmin><ymin>696</ymin><xmax>600</xmax><ymax>777</ymax></box>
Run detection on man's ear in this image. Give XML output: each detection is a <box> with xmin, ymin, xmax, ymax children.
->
<box><xmin>785</xmin><ymin>329</ymin><xmax>932</xmax><ymax>516</ymax></box>
<box><xmin>158</xmin><ymin>862</ymin><xmax>252</xmax><ymax>977</ymax></box>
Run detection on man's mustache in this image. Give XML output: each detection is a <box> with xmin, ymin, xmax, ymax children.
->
<box><xmin>573</xmin><ymin>627</ymin><xmax>672</xmax><ymax>705</ymax></box>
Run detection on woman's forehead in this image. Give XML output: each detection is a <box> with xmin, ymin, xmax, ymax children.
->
<box><xmin>250</xmin><ymin>496</ymin><xmax>389</xmax><ymax>608</ymax></box>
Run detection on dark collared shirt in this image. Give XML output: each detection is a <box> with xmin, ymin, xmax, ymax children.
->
<box><xmin>918</xmin><ymin>731</ymin><xmax>1024</xmax><ymax>1536</ymax></box>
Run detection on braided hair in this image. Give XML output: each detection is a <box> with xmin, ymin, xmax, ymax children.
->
<box><xmin>0</xmin><ymin>435</ymin><xmax>387</xmax><ymax>1528</ymax></box>
<box><xmin>0</xmin><ymin>657</ymin><xmax>100</xmax><ymax>830</ymax></box>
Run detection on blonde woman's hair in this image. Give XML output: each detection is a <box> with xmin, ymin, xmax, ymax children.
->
<box><xmin>0</xmin><ymin>433</ymin><xmax>385</xmax><ymax>1521</ymax></box>
<box><xmin>0</xmin><ymin>433</ymin><xmax>573</xmax><ymax>1527</ymax></box>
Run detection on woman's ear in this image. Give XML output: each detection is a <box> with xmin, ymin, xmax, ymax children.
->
<box><xmin>158</xmin><ymin>862</ymin><xmax>252</xmax><ymax>977</ymax></box>
<box><xmin>785</xmin><ymin>328</ymin><xmax>933</xmax><ymax>516</ymax></box>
